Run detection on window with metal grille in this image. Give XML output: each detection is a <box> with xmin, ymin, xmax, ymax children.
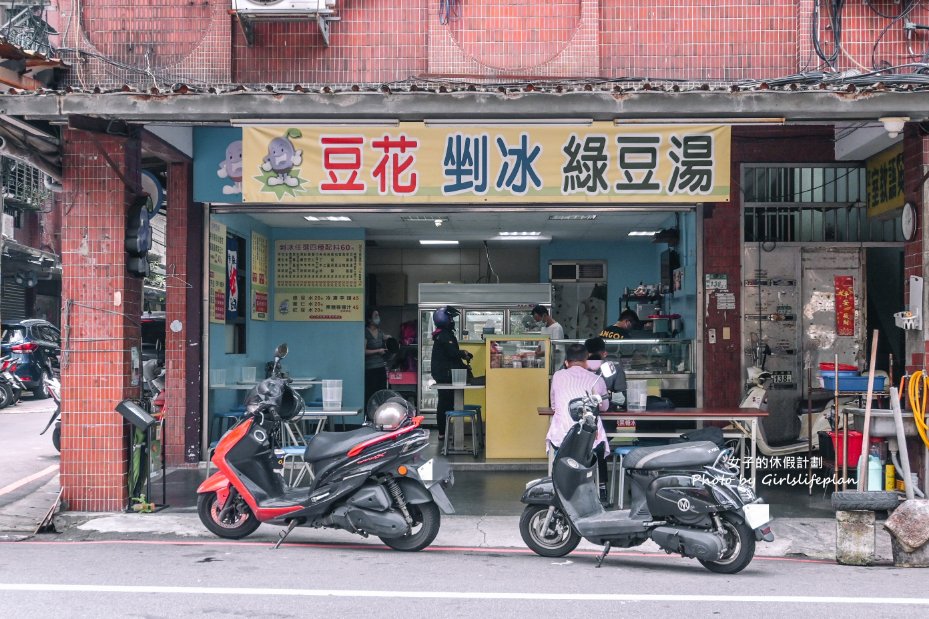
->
<box><xmin>742</xmin><ymin>165</ymin><xmax>902</xmax><ymax>243</ymax></box>
<box><xmin>1</xmin><ymin>157</ymin><xmax>50</xmax><ymax>211</ymax></box>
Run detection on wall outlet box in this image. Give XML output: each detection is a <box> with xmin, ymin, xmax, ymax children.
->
<box><xmin>708</xmin><ymin>328</ymin><xmax>717</xmax><ymax>344</ymax></box>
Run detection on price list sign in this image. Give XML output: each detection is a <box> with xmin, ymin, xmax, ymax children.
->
<box><xmin>251</xmin><ymin>231</ymin><xmax>269</xmax><ymax>321</ymax></box>
<box><xmin>208</xmin><ymin>220</ymin><xmax>227</xmax><ymax>324</ymax></box>
<box><xmin>274</xmin><ymin>240</ymin><xmax>364</xmax><ymax>321</ymax></box>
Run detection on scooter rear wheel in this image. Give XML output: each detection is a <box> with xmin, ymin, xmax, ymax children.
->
<box><xmin>0</xmin><ymin>383</ymin><xmax>12</xmax><ymax>409</ymax></box>
<box><xmin>698</xmin><ymin>513</ymin><xmax>755</xmax><ymax>574</ymax></box>
<box><xmin>52</xmin><ymin>425</ymin><xmax>61</xmax><ymax>452</ymax></box>
<box><xmin>379</xmin><ymin>501</ymin><xmax>441</xmax><ymax>552</ymax></box>
<box><xmin>198</xmin><ymin>491</ymin><xmax>261</xmax><ymax>539</ymax></box>
<box><xmin>519</xmin><ymin>505</ymin><xmax>581</xmax><ymax>558</ymax></box>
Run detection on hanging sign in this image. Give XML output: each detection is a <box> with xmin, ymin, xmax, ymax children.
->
<box><xmin>866</xmin><ymin>143</ymin><xmax>904</xmax><ymax>219</ymax></box>
<box><xmin>251</xmin><ymin>231</ymin><xmax>269</xmax><ymax>321</ymax></box>
<box><xmin>274</xmin><ymin>240</ymin><xmax>364</xmax><ymax>321</ymax></box>
<box><xmin>227</xmin><ymin>238</ymin><xmax>239</xmax><ymax>319</ymax></box>
<box><xmin>705</xmin><ymin>273</ymin><xmax>728</xmax><ymax>290</ymax></box>
<box><xmin>208</xmin><ymin>220</ymin><xmax>227</xmax><ymax>324</ymax></box>
<box><xmin>241</xmin><ymin>123</ymin><xmax>731</xmax><ymax>204</ymax></box>
<box><xmin>835</xmin><ymin>275</ymin><xmax>855</xmax><ymax>336</ymax></box>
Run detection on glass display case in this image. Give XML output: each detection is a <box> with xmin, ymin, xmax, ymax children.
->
<box><xmin>488</xmin><ymin>338</ymin><xmax>546</xmax><ymax>369</ymax></box>
<box><xmin>554</xmin><ymin>338</ymin><xmax>695</xmax><ymax>402</ymax></box>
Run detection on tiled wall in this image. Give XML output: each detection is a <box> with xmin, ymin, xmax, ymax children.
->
<box><xmin>903</xmin><ymin>125</ymin><xmax>927</xmax><ymax>373</ymax></box>
<box><xmin>60</xmin><ymin>128</ymin><xmax>143</xmax><ymax>511</ymax></box>
<box><xmin>55</xmin><ymin>1</ymin><xmax>929</xmax><ymax>86</ymax></box>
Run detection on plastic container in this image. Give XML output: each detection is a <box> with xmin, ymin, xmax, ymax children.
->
<box><xmin>827</xmin><ymin>430</ymin><xmax>863</xmax><ymax>468</ymax></box>
<box><xmin>820</xmin><ymin>373</ymin><xmax>886</xmax><ymax>392</ymax></box>
<box><xmin>209</xmin><ymin>369</ymin><xmax>226</xmax><ymax>387</ymax></box>
<box><xmin>627</xmin><ymin>380</ymin><xmax>648</xmax><ymax>411</ymax></box>
<box><xmin>322</xmin><ymin>379</ymin><xmax>342</xmax><ymax>411</ymax></box>
<box><xmin>240</xmin><ymin>366</ymin><xmax>256</xmax><ymax>384</ymax></box>
<box><xmin>451</xmin><ymin>369</ymin><xmax>467</xmax><ymax>386</ymax></box>
<box><xmin>867</xmin><ymin>445</ymin><xmax>882</xmax><ymax>491</ymax></box>
<box><xmin>885</xmin><ymin>464</ymin><xmax>896</xmax><ymax>491</ymax></box>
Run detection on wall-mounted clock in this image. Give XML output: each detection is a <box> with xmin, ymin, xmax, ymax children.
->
<box><xmin>902</xmin><ymin>202</ymin><xmax>918</xmax><ymax>242</ymax></box>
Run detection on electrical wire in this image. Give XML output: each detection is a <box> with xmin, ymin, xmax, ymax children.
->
<box><xmin>482</xmin><ymin>241</ymin><xmax>499</xmax><ymax>284</ymax></box>
<box><xmin>811</xmin><ymin>0</ymin><xmax>847</xmax><ymax>70</ymax></box>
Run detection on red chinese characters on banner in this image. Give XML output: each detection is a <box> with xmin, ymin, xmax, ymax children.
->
<box><xmin>320</xmin><ymin>136</ymin><xmax>366</xmax><ymax>192</ymax></box>
<box><xmin>835</xmin><ymin>276</ymin><xmax>855</xmax><ymax>336</ymax></box>
<box><xmin>372</xmin><ymin>134</ymin><xmax>419</xmax><ymax>194</ymax></box>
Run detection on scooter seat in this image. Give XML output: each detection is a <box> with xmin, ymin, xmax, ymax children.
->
<box><xmin>623</xmin><ymin>441</ymin><xmax>720</xmax><ymax>470</ymax></box>
<box><xmin>304</xmin><ymin>427</ymin><xmax>380</xmax><ymax>463</ymax></box>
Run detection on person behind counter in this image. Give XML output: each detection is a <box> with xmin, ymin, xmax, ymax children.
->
<box><xmin>548</xmin><ymin>343</ymin><xmax>610</xmax><ymax>503</ymax></box>
<box><xmin>431</xmin><ymin>306</ymin><xmax>473</xmax><ymax>443</ymax></box>
<box><xmin>364</xmin><ymin>308</ymin><xmax>393</xmax><ymax>408</ymax></box>
<box><xmin>532</xmin><ymin>304</ymin><xmax>565</xmax><ymax>369</ymax></box>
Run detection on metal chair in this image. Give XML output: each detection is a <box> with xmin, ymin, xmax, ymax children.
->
<box><xmin>277</xmin><ymin>446</ymin><xmax>312</xmax><ymax>486</ymax></box>
<box><xmin>443</xmin><ymin>409</ymin><xmax>480</xmax><ymax>457</ymax></box>
<box><xmin>463</xmin><ymin>404</ymin><xmax>483</xmax><ymax>448</ymax></box>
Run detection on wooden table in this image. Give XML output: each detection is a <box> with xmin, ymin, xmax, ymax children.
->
<box><xmin>538</xmin><ymin>407</ymin><xmax>769</xmax><ymax>488</ymax></box>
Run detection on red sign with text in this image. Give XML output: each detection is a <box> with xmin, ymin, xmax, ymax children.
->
<box><xmin>835</xmin><ymin>276</ymin><xmax>855</xmax><ymax>336</ymax></box>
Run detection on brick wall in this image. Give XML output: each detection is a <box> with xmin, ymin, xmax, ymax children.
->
<box><xmin>59</xmin><ymin>128</ymin><xmax>143</xmax><ymax>511</ymax></box>
<box><xmin>903</xmin><ymin>124</ymin><xmax>927</xmax><ymax>373</ymax></box>
<box><xmin>164</xmin><ymin>162</ymin><xmax>204</xmax><ymax>465</ymax></box>
<box><xmin>702</xmin><ymin>126</ymin><xmax>836</xmax><ymax>408</ymax></box>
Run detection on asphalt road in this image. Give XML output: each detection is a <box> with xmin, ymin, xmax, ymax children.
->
<box><xmin>0</xmin><ymin>394</ymin><xmax>58</xmax><ymax>508</ymax></box>
<box><xmin>0</xmin><ymin>537</ymin><xmax>926</xmax><ymax>618</ymax></box>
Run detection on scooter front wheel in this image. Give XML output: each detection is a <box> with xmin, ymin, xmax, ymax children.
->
<box><xmin>197</xmin><ymin>491</ymin><xmax>261</xmax><ymax>539</ymax></box>
<box><xmin>519</xmin><ymin>505</ymin><xmax>580</xmax><ymax>558</ymax></box>
<box><xmin>698</xmin><ymin>512</ymin><xmax>755</xmax><ymax>574</ymax></box>
<box><xmin>52</xmin><ymin>425</ymin><xmax>61</xmax><ymax>452</ymax></box>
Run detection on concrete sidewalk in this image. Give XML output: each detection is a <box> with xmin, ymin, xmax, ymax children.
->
<box><xmin>47</xmin><ymin>508</ymin><xmax>892</xmax><ymax>563</ymax></box>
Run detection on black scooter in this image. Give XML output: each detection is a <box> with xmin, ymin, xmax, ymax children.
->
<box><xmin>520</xmin><ymin>391</ymin><xmax>773</xmax><ymax>574</ymax></box>
<box><xmin>197</xmin><ymin>344</ymin><xmax>455</xmax><ymax>551</ymax></box>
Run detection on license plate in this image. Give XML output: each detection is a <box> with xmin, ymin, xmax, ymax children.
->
<box><xmin>742</xmin><ymin>503</ymin><xmax>770</xmax><ymax>529</ymax></box>
<box><xmin>417</xmin><ymin>459</ymin><xmax>434</xmax><ymax>482</ymax></box>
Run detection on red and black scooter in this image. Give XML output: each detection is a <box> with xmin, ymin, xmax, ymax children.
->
<box><xmin>197</xmin><ymin>344</ymin><xmax>454</xmax><ymax>551</ymax></box>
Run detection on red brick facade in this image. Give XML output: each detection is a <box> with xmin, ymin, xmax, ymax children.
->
<box><xmin>903</xmin><ymin>125</ymin><xmax>927</xmax><ymax>373</ymax></box>
<box><xmin>59</xmin><ymin>128</ymin><xmax>143</xmax><ymax>511</ymax></box>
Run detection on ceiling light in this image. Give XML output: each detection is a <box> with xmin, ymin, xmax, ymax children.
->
<box><xmin>402</xmin><ymin>215</ymin><xmax>449</xmax><ymax>222</ymax></box>
<box><xmin>549</xmin><ymin>214</ymin><xmax>597</xmax><ymax>221</ymax></box>
<box><xmin>628</xmin><ymin>230</ymin><xmax>661</xmax><ymax>236</ymax></box>
<box><xmin>304</xmin><ymin>215</ymin><xmax>352</xmax><ymax>222</ymax></box>
<box><xmin>419</xmin><ymin>240</ymin><xmax>459</xmax><ymax>245</ymax></box>
<box><xmin>499</xmin><ymin>231</ymin><xmax>542</xmax><ymax>236</ymax></box>
<box><xmin>879</xmin><ymin>116</ymin><xmax>909</xmax><ymax>139</ymax></box>
<box><xmin>491</xmin><ymin>234</ymin><xmax>551</xmax><ymax>242</ymax></box>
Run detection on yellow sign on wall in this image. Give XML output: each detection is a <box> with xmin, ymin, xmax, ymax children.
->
<box><xmin>866</xmin><ymin>143</ymin><xmax>905</xmax><ymax>218</ymax></box>
<box><xmin>273</xmin><ymin>240</ymin><xmax>364</xmax><ymax>321</ymax></box>
<box><xmin>242</xmin><ymin>123</ymin><xmax>731</xmax><ymax>204</ymax></box>
<box><xmin>208</xmin><ymin>220</ymin><xmax>226</xmax><ymax>324</ymax></box>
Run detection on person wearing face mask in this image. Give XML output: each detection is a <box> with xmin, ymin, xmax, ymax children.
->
<box><xmin>532</xmin><ymin>304</ymin><xmax>565</xmax><ymax>370</ymax></box>
<box><xmin>364</xmin><ymin>308</ymin><xmax>392</xmax><ymax>407</ymax></box>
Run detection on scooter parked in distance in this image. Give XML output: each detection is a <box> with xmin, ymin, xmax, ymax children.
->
<box><xmin>197</xmin><ymin>343</ymin><xmax>455</xmax><ymax>550</ymax></box>
<box><xmin>39</xmin><ymin>372</ymin><xmax>62</xmax><ymax>451</ymax></box>
<box><xmin>520</xmin><ymin>391</ymin><xmax>773</xmax><ymax>574</ymax></box>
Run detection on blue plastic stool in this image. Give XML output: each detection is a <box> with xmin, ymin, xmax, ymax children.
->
<box><xmin>610</xmin><ymin>445</ymin><xmax>636</xmax><ymax>508</ymax></box>
<box><xmin>444</xmin><ymin>409</ymin><xmax>480</xmax><ymax>457</ymax></box>
<box><xmin>463</xmin><ymin>404</ymin><xmax>483</xmax><ymax>449</ymax></box>
<box><xmin>210</xmin><ymin>408</ymin><xmax>245</xmax><ymax>444</ymax></box>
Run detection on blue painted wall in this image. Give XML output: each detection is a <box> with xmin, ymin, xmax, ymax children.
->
<box><xmin>666</xmin><ymin>211</ymin><xmax>698</xmax><ymax>340</ymax></box>
<box><xmin>209</xmin><ymin>215</ymin><xmax>365</xmax><ymax>422</ymax></box>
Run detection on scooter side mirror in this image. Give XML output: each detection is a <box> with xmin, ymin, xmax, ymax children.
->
<box><xmin>274</xmin><ymin>343</ymin><xmax>289</xmax><ymax>359</ymax></box>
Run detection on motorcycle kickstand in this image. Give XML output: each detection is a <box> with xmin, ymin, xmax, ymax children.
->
<box><xmin>272</xmin><ymin>520</ymin><xmax>298</xmax><ymax>550</ymax></box>
<box><xmin>595</xmin><ymin>541</ymin><xmax>611</xmax><ymax>568</ymax></box>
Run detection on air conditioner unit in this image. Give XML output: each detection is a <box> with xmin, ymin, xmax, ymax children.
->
<box><xmin>232</xmin><ymin>0</ymin><xmax>336</xmax><ymax>15</ymax></box>
<box><xmin>549</xmin><ymin>261</ymin><xmax>607</xmax><ymax>283</ymax></box>
<box><xmin>1</xmin><ymin>213</ymin><xmax>14</xmax><ymax>240</ymax></box>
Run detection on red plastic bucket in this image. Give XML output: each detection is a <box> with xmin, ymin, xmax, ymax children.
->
<box><xmin>828</xmin><ymin>430</ymin><xmax>863</xmax><ymax>467</ymax></box>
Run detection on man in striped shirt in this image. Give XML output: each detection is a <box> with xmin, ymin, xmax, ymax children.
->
<box><xmin>547</xmin><ymin>343</ymin><xmax>610</xmax><ymax>502</ymax></box>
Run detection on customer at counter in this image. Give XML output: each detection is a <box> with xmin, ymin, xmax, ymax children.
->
<box><xmin>547</xmin><ymin>343</ymin><xmax>610</xmax><ymax>502</ymax></box>
<box><xmin>532</xmin><ymin>304</ymin><xmax>565</xmax><ymax>369</ymax></box>
<box><xmin>431</xmin><ymin>306</ymin><xmax>472</xmax><ymax>443</ymax></box>
<box><xmin>585</xmin><ymin>336</ymin><xmax>627</xmax><ymax>407</ymax></box>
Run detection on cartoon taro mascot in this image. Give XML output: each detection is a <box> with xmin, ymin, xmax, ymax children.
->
<box><xmin>217</xmin><ymin>140</ymin><xmax>243</xmax><ymax>195</ymax></box>
<box><xmin>262</xmin><ymin>134</ymin><xmax>303</xmax><ymax>187</ymax></box>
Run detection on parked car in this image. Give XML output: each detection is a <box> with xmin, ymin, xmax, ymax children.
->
<box><xmin>141</xmin><ymin>312</ymin><xmax>166</xmax><ymax>364</ymax></box>
<box><xmin>0</xmin><ymin>319</ymin><xmax>60</xmax><ymax>398</ymax></box>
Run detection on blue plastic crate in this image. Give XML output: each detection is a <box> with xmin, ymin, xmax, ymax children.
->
<box><xmin>821</xmin><ymin>374</ymin><xmax>886</xmax><ymax>391</ymax></box>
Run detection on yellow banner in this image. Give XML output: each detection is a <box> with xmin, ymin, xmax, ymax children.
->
<box><xmin>866</xmin><ymin>143</ymin><xmax>905</xmax><ymax>218</ymax></box>
<box><xmin>242</xmin><ymin>123</ymin><xmax>730</xmax><ymax>204</ymax></box>
<box><xmin>250</xmin><ymin>231</ymin><xmax>269</xmax><ymax>321</ymax></box>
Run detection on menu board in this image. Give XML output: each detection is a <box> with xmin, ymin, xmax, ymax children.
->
<box><xmin>208</xmin><ymin>220</ymin><xmax>227</xmax><ymax>324</ymax></box>
<box><xmin>274</xmin><ymin>240</ymin><xmax>364</xmax><ymax>321</ymax></box>
<box><xmin>250</xmin><ymin>231</ymin><xmax>269</xmax><ymax>321</ymax></box>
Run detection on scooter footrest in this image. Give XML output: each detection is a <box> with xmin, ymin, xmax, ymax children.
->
<box><xmin>575</xmin><ymin>512</ymin><xmax>647</xmax><ymax>538</ymax></box>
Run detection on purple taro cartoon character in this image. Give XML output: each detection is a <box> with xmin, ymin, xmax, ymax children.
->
<box><xmin>217</xmin><ymin>140</ymin><xmax>243</xmax><ymax>195</ymax></box>
<box><xmin>262</xmin><ymin>136</ymin><xmax>303</xmax><ymax>187</ymax></box>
